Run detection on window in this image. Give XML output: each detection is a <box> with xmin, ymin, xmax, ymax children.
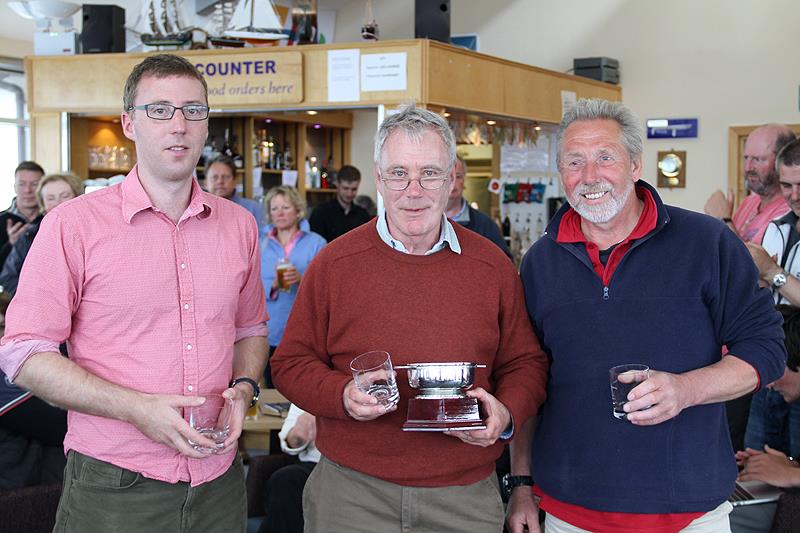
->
<box><xmin>0</xmin><ymin>60</ymin><xmax>29</xmax><ymax>211</ymax></box>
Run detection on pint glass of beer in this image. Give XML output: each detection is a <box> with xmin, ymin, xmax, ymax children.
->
<box><xmin>276</xmin><ymin>257</ymin><xmax>293</xmax><ymax>292</ymax></box>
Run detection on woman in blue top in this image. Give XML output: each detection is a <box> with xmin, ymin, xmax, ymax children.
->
<box><xmin>261</xmin><ymin>186</ymin><xmax>326</xmax><ymax>386</ymax></box>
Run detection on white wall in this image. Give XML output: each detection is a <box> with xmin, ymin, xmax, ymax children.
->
<box><xmin>449</xmin><ymin>0</ymin><xmax>800</xmax><ymax>211</ymax></box>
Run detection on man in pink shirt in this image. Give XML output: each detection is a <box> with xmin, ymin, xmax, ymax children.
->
<box><xmin>705</xmin><ymin>124</ymin><xmax>796</xmax><ymax>245</ymax></box>
<box><xmin>0</xmin><ymin>55</ymin><xmax>268</xmax><ymax>532</ymax></box>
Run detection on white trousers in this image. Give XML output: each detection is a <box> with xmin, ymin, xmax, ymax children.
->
<box><xmin>544</xmin><ymin>501</ymin><xmax>734</xmax><ymax>533</ymax></box>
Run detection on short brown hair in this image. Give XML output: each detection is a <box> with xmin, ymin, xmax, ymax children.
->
<box><xmin>36</xmin><ymin>173</ymin><xmax>84</xmax><ymax>211</ymax></box>
<box><xmin>336</xmin><ymin>165</ymin><xmax>361</xmax><ymax>184</ymax></box>
<box><xmin>15</xmin><ymin>161</ymin><xmax>44</xmax><ymax>176</ymax></box>
<box><xmin>205</xmin><ymin>155</ymin><xmax>236</xmax><ymax>177</ymax></box>
<box><xmin>264</xmin><ymin>186</ymin><xmax>306</xmax><ymax>224</ymax></box>
<box><xmin>123</xmin><ymin>54</ymin><xmax>208</xmax><ymax>111</ymax></box>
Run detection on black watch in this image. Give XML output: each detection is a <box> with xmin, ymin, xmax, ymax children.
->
<box><xmin>502</xmin><ymin>473</ymin><xmax>533</xmax><ymax>499</ymax></box>
<box><xmin>229</xmin><ymin>377</ymin><xmax>260</xmax><ymax>407</ymax></box>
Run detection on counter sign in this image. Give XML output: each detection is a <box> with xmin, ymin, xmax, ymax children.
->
<box><xmin>191</xmin><ymin>51</ymin><xmax>304</xmax><ymax>105</ymax></box>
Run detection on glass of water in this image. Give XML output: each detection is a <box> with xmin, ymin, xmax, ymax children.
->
<box><xmin>187</xmin><ymin>394</ymin><xmax>233</xmax><ymax>453</ymax></box>
<box><xmin>609</xmin><ymin>364</ymin><xmax>650</xmax><ymax>420</ymax></box>
<box><xmin>350</xmin><ymin>350</ymin><xmax>400</xmax><ymax>408</ymax></box>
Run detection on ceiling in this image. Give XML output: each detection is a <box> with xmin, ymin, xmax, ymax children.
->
<box><xmin>0</xmin><ymin>0</ymin><xmax>355</xmax><ymax>48</ymax></box>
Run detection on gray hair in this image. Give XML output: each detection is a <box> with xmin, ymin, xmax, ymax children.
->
<box><xmin>556</xmin><ymin>99</ymin><xmax>643</xmax><ymax>166</ymax></box>
<box><xmin>374</xmin><ymin>104</ymin><xmax>456</xmax><ymax>172</ymax></box>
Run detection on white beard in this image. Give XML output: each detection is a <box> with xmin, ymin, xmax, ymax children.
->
<box><xmin>568</xmin><ymin>179</ymin><xmax>634</xmax><ymax>224</ymax></box>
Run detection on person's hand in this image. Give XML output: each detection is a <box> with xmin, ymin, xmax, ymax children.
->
<box><xmin>446</xmin><ymin>387</ymin><xmax>510</xmax><ymax>447</ymax></box>
<box><xmin>506</xmin><ymin>486</ymin><xmax>542</xmax><ymax>533</ymax></box>
<box><xmin>282</xmin><ymin>266</ymin><xmax>302</xmax><ymax>287</ymax></box>
<box><xmin>286</xmin><ymin>413</ymin><xmax>316</xmax><ymax>449</ymax></box>
<box><xmin>217</xmin><ymin>385</ymin><xmax>251</xmax><ymax>454</ymax></box>
<box><xmin>736</xmin><ymin>447</ymin><xmax>763</xmax><ymax>468</ymax></box>
<box><xmin>623</xmin><ymin>370</ymin><xmax>693</xmax><ymax>425</ymax></box>
<box><xmin>704</xmin><ymin>189</ymin><xmax>733</xmax><ymax>220</ymax></box>
<box><xmin>6</xmin><ymin>219</ymin><xmax>28</xmax><ymax>245</ymax></box>
<box><xmin>744</xmin><ymin>242</ymin><xmax>781</xmax><ymax>281</ymax></box>
<box><xmin>342</xmin><ymin>379</ymin><xmax>397</xmax><ymax>421</ymax></box>
<box><xmin>127</xmin><ymin>393</ymin><xmax>217</xmax><ymax>458</ymax></box>
<box><xmin>739</xmin><ymin>444</ymin><xmax>800</xmax><ymax>487</ymax></box>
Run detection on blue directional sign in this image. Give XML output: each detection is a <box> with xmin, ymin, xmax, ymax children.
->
<box><xmin>646</xmin><ymin>118</ymin><xmax>698</xmax><ymax>139</ymax></box>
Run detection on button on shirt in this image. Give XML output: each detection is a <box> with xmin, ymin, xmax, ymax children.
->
<box><xmin>0</xmin><ymin>167</ymin><xmax>268</xmax><ymax>487</ymax></box>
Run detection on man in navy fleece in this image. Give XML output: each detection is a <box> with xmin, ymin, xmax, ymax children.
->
<box><xmin>507</xmin><ymin>98</ymin><xmax>786</xmax><ymax>533</ymax></box>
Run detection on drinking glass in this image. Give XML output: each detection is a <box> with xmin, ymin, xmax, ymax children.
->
<box><xmin>609</xmin><ymin>364</ymin><xmax>650</xmax><ymax>420</ymax></box>
<box><xmin>187</xmin><ymin>394</ymin><xmax>233</xmax><ymax>453</ymax></box>
<box><xmin>350</xmin><ymin>350</ymin><xmax>400</xmax><ymax>408</ymax></box>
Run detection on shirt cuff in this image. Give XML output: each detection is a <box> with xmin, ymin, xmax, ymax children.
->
<box><xmin>500</xmin><ymin>414</ymin><xmax>515</xmax><ymax>440</ymax></box>
<box><xmin>0</xmin><ymin>339</ymin><xmax>62</xmax><ymax>381</ymax></box>
<box><xmin>234</xmin><ymin>323</ymin><xmax>267</xmax><ymax>343</ymax></box>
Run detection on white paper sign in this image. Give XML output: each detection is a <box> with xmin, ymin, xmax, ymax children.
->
<box><xmin>251</xmin><ymin>166</ymin><xmax>263</xmax><ymax>198</ymax></box>
<box><xmin>561</xmin><ymin>90</ymin><xmax>577</xmax><ymax>118</ymax></box>
<box><xmin>327</xmin><ymin>49</ymin><xmax>360</xmax><ymax>102</ymax></box>
<box><xmin>281</xmin><ymin>170</ymin><xmax>298</xmax><ymax>187</ymax></box>
<box><xmin>361</xmin><ymin>53</ymin><xmax>407</xmax><ymax>92</ymax></box>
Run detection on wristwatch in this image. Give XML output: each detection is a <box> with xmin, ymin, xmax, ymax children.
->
<box><xmin>772</xmin><ymin>271</ymin><xmax>788</xmax><ymax>289</ymax></box>
<box><xmin>502</xmin><ymin>474</ymin><xmax>533</xmax><ymax>500</ymax></box>
<box><xmin>229</xmin><ymin>377</ymin><xmax>260</xmax><ymax>407</ymax></box>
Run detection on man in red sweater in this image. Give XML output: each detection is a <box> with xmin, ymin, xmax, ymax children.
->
<box><xmin>271</xmin><ymin>104</ymin><xmax>548</xmax><ymax>533</ymax></box>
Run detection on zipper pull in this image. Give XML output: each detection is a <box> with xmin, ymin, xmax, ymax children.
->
<box><xmin>603</xmin><ymin>286</ymin><xmax>610</xmax><ymax>300</ymax></box>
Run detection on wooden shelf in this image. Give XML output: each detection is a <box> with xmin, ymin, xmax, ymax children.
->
<box><xmin>306</xmin><ymin>188</ymin><xmax>336</xmax><ymax>193</ymax></box>
<box><xmin>88</xmin><ymin>167</ymin><xmax>129</xmax><ymax>173</ymax></box>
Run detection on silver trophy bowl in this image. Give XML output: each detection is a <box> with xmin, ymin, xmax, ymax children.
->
<box><xmin>394</xmin><ymin>362</ymin><xmax>487</xmax><ymax>397</ymax></box>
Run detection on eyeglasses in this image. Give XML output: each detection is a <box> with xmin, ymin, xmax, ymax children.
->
<box><xmin>378</xmin><ymin>169</ymin><xmax>449</xmax><ymax>191</ymax></box>
<box><xmin>128</xmin><ymin>103</ymin><xmax>210</xmax><ymax>121</ymax></box>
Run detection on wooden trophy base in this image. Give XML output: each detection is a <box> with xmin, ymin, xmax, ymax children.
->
<box><xmin>402</xmin><ymin>396</ymin><xmax>487</xmax><ymax>432</ymax></box>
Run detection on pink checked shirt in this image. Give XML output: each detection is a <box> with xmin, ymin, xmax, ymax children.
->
<box><xmin>733</xmin><ymin>193</ymin><xmax>789</xmax><ymax>244</ymax></box>
<box><xmin>0</xmin><ymin>168</ymin><xmax>268</xmax><ymax>487</ymax></box>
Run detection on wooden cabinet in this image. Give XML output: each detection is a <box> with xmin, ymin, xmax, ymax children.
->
<box><xmin>68</xmin><ymin>111</ymin><xmax>352</xmax><ymax>208</ymax></box>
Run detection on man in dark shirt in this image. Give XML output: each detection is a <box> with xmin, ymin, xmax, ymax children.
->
<box><xmin>445</xmin><ymin>156</ymin><xmax>512</xmax><ymax>260</ymax></box>
<box><xmin>0</xmin><ymin>161</ymin><xmax>44</xmax><ymax>267</ymax></box>
<box><xmin>309</xmin><ymin>165</ymin><xmax>371</xmax><ymax>242</ymax></box>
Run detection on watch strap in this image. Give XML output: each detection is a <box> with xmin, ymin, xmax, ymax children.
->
<box><xmin>229</xmin><ymin>377</ymin><xmax>260</xmax><ymax>407</ymax></box>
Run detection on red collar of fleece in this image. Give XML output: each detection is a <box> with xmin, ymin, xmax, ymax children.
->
<box><xmin>556</xmin><ymin>184</ymin><xmax>658</xmax><ymax>285</ymax></box>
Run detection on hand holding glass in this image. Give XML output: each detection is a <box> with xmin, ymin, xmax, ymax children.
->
<box><xmin>187</xmin><ymin>394</ymin><xmax>233</xmax><ymax>453</ymax></box>
<box><xmin>350</xmin><ymin>351</ymin><xmax>400</xmax><ymax>408</ymax></box>
<box><xmin>609</xmin><ymin>364</ymin><xmax>650</xmax><ymax>420</ymax></box>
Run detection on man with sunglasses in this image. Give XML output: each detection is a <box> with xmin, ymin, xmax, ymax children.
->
<box><xmin>271</xmin><ymin>104</ymin><xmax>548</xmax><ymax>532</ymax></box>
<box><xmin>0</xmin><ymin>54</ymin><xmax>268</xmax><ymax>532</ymax></box>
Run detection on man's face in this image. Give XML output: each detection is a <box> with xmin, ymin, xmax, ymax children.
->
<box><xmin>559</xmin><ymin>119</ymin><xmax>641</xmax><ymax>225</ymax></box>
<box><xmin>121</xmin><ymin>75</ymin><xmax>208</xmax><ymax>184</ymax></box>
<box><xmin>778</xmin><ymin>164</ymin><xmax>800</xmax><ymax>217</ymax></box>
<box><xmin>375</xmin><ymin>128</ymin><xmax>451</xmax><ymax>246</ymax></box>
<box><xmin>15</xmin><ymin>169</ymin><xmax>43</xmax><ymax>210</ymax></box>
<box><xmin>336</xmin><ymin>179</ymin><xmax>360</xmax><ymax>207</ymax></box>
<box><xmin>207</xmin><ymin>162</ymin><xmax>236</xmax><ymax>199</ymax></box>
<box><xmin>769</xmin><ymin>367</ymin><xmax>800</xmax><ymax>404</ymax></box>
<box><xmin>449</xmin><ymin>159</ymin><xmax>466</xmax><ymax>202</ymax></box>
<box><xmin>743</xmin><ymin>128</ymin><xmax>780</xmax><ymax>196</ymax></box>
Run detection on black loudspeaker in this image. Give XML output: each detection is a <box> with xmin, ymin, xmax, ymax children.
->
<box><xmin>415</xmin><ymin>0</ymin><xmax>450</xmax><ymax>44</ymax></box>
<box><xmin>81</xmin><ymin>5</ymin><xmax>126</xmax><ymax>54</ymax></box>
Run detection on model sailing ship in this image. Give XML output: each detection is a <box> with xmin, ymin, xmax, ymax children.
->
<box><xmin>129</xmin><ymin>0</ymin><xmax>192</xmax><ymax>47</ymax></box>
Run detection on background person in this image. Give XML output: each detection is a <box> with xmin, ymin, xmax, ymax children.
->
<box><xmin>509</xmin><ymin>98</ymin><xmax>785</xmax><ymax>533</ymax></box>
<box><xmin>206</xmin><ymin>154</ymin><xmax>266</xmax><ymax>232</ymax></box>
<box><xmin>0</xmin><ymin>161</ymin><xmax>44</xmax><ymax>267</ymax></box>
<box><xmin>0</xmin><ymin>173</ymin><xmax>84</xmax><ymax>296</ymax></box>
<box><xmin>258</xmin><ymin>404</ymin><xmax>319</xmax><ymax>533</ymax></box>
<box><xmin>704</xmin><ymin>124</ymin><xmax>795</xmax><ymax>244</ymax></box>
<box><xmin>260</xmin><ymin>185</ymin><xmax>325</xmax><ymax>387</ymax></box>
<box><xmin>445</xmin><ymin>156</ymin><xmax>512</xmax><ymax>260</ymax></box>
<box><xmin>743</xmin><ymin>137</ymin><xmax>800</xmax><ymax>463</ymax></box>
<box><xmin>731</xmin><ymin>304</ymin><xmax>800</xmax><ymax>533</ymax></box>
<box><xmin>308</xmin><ymin>164</ymin><xmax>372</xmax><ymax>242</ymax></box>
<box><xmin>0</xmin><ymin>54</ymin><xmax>268</xmax><ymax>532</ymax></box>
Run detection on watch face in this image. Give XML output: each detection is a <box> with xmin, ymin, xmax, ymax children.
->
<box><xmin>774</xmin><ymin>272</ymin><xmax>788</xmax><ymax>287</ymax></box>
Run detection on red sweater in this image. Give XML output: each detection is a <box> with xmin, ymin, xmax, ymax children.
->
<box><xmin>272</xmin><ymin>221</ymin><xmax>548</xmax><ymax>487</ymax></box>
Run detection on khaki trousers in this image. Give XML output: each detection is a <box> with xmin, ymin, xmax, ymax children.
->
<box><xmin>54</xmin><ymin>451</ymin><xmax>246</xmax><ymax>533</ymax></box>
<box><xmin>303</xmin><ymin>456</ymin><xmax>505</xmax><ymax>533</ymax></box>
